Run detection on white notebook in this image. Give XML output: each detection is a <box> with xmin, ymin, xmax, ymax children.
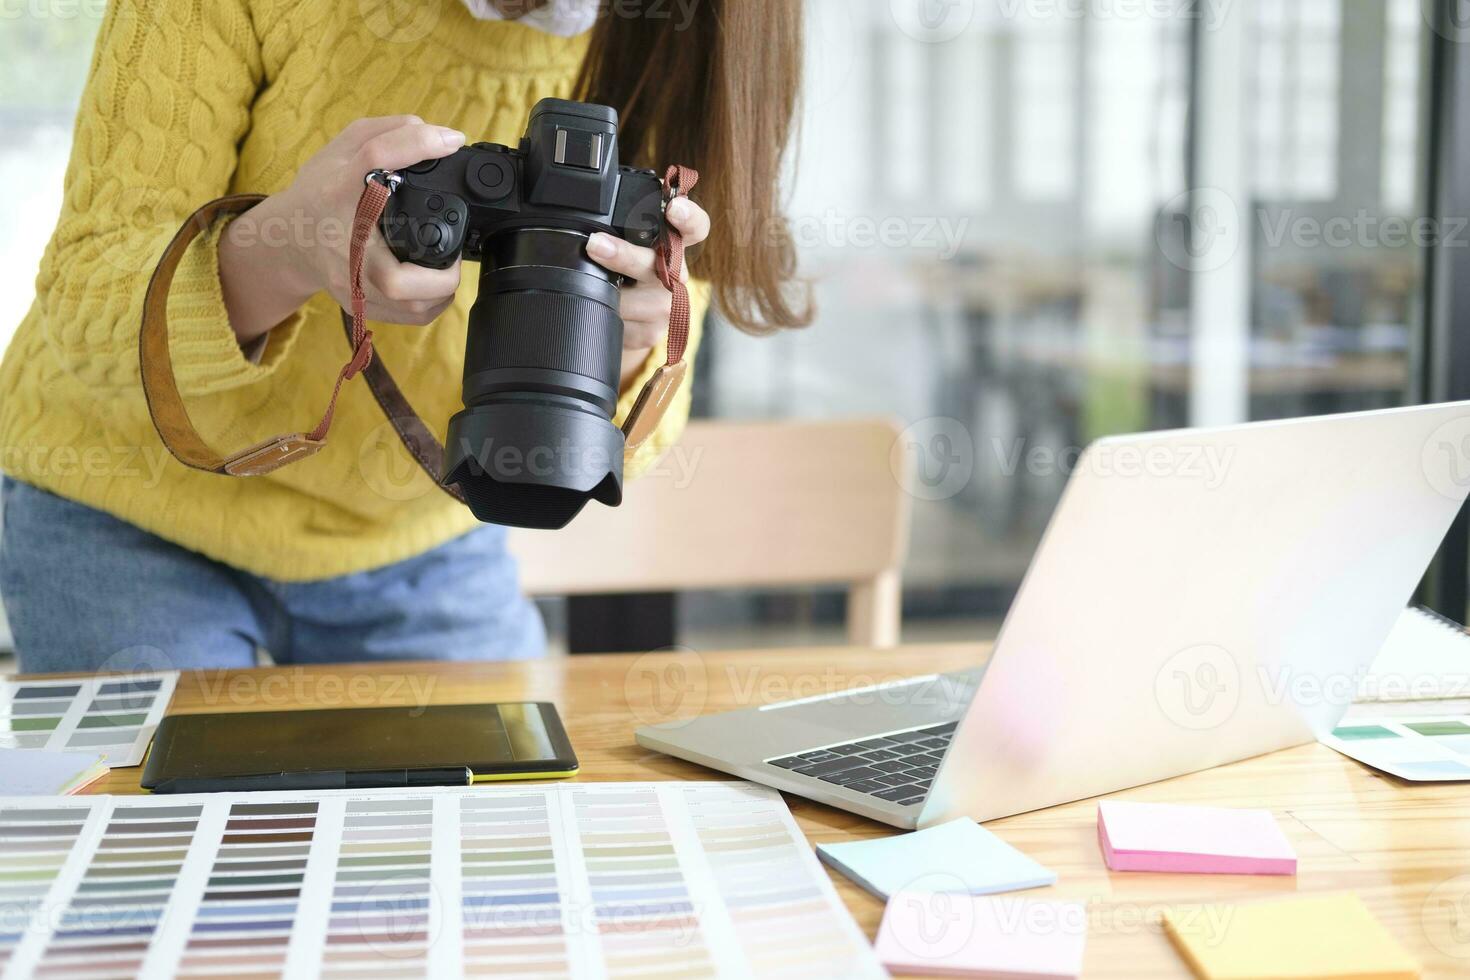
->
<box><xmin>1358</xmin><ymin>606</ymin><xmax>1470</xmax><ymax>703</ymax></box>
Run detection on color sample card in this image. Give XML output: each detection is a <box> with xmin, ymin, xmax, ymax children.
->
<box><xmin>1321</xmin><ymin>713</ymin><xmax>1470</xmax><ymax>781</ymax></box>
<box><xmin>0</xmin><ymin>673</ymin><xmax>177</xmax><ymax>766</ymax></box>
<box><xmin>0</xmin><ymin>749</ymin><xmax>109</xmax><ymax>796</ymax></box>
<box><xmin>1097</xmin><ymin>800</ymin><xmax>1297</xmax><ymax>875</ymax></box>
<box><xmin>816</xmin><ymin>817</ymin><xmax>1057</xmax><ymax>899</ymax></box>
<box><xmin>875</xmin><ymin>892</ymin><xmax>1086</xmax><ymax>979</ymax></box>
<box><xmin>1163</xmin><ymin>893</ymin><xmax>1419</xmax><ymax>979</ymax></box>
<box><xmin>0</xmin><ymin>782</ymin><xmax>883</xmax><ymax>979</ymax></box>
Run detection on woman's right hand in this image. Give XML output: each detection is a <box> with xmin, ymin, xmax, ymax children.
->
<box><xmin>219</xmin><ymin>116</ymin><xmax>467</xmax><ymax>346</ymax></box>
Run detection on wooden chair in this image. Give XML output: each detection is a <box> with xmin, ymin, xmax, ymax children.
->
<box><xmin>508</xmin><ymin>418</ymin><xmax>913</xmax><ymax>647</ymax></box>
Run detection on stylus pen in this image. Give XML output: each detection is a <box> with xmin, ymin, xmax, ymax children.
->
<box><xmin>155</xmin><ymin>767</ymin><xmax>473</xmax><ymax>794</ymax></box>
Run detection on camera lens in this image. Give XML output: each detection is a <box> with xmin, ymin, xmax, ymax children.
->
<box><xmin>441</xmin><ymin>228</ymin><xmax>626</xmax><ymax>529</ymax></box>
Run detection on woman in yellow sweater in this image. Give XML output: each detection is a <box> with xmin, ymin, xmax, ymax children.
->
<box><xmin>0</xmin><ymin>0</ymin><xmax>807</xmax><ymax>670</ymax></box>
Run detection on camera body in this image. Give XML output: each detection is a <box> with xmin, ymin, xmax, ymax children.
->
<box><xmin>381</xmin><ymin>99</ymin><xmax>668</xmax><ymax>530</ymax></box>
<box><xmin>381</xmin><ymin>102</ymin><xmax>664</xmax><ymax>270</ymax></box>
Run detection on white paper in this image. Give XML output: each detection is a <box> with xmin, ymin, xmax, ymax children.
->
<box><xmin>1358</xmin><ymin>607</ymin><xmax>1470</xmax><ymax>702</ymax></box>
<box><xmin>0</xmin><ymin>748</ymin><xmax>107</xmax><ymax>795</ymax></box>
<box><xmin>0</xmin><ymin>671</ymin><xmax>177</xmax><ymax>766</ymax></box>
<box><xmin>0</xmin><ymin>781</ymin><xmax>884</xmax><ymax>979</ymax></box>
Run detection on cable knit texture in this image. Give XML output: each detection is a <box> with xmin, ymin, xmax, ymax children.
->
<box><xmin>0</xmin><ymin>0</ymin><xmax>704</xmax><ymax>581</ymax></box>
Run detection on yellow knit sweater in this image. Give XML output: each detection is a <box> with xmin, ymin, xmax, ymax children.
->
<box><xmin>0</xmin><ymin>0</ymin><xmax>703</xmax><ymax>581</ymax></box>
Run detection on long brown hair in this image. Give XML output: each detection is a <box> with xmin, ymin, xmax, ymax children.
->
<box><xmin>574</xmin><ymin>0</ymin><xmax>812</xmax><ymax>334</ymax></box>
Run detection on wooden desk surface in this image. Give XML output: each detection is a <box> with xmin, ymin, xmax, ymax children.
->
<box><xmin>85</xmin><ymin>643</ymin><xmax>1470</xmax><ymax>978</ymax></box>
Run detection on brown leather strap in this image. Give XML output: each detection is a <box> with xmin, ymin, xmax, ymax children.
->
<box><xmin>618</xmin><ymin>165</ymin><xmax>700</xmax><ymax>452</ymax></box>
<box><xmin>655</xmin><ymin>164</ymin><xmax>699</xmax><ymax>366</ymax></box>
<box><xmin>139</xmin><ymin>193</ymin><xmax>375</xmax><ymax>478</ymax></box>
<box><xmin>141</xmin><ymin>165</ymin><xmax>699</xmax><ymax>491</ymax></box>
<box><xmin>340</xmin><ymin>175</ymin><xmax>465</xmax><ymax>502</ymax></box>
<box><xmin>343</xmin><ymin>307</ymin><xmax>466</xmax><ymax>504</ymax></box>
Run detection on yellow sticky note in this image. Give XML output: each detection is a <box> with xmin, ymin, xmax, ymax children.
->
<box><xmin>1163</xmin><ymin>893</ymin><xmax>1419</xmax><ymax>979</ymax></box>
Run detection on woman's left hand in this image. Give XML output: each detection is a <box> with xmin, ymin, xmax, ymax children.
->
<box><xmin>585</xmin><ymin>196</ymin><xmax>711</xmax><ymax>389</ymax></box>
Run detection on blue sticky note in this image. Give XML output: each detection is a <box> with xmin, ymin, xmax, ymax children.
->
<box><xmin>816</xmin><ymin>817</ymin><xmax>1057</xmax><ymax>900</ymax></box>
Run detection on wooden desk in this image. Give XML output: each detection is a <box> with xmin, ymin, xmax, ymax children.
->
<box><xmin>87</xmin><ymin>644</ymin><xmax>1470</xmax><ymax>978</ymax></box>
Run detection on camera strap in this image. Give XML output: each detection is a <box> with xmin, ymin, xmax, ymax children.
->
<box><xmin>621</xmin><ymin>164</ymin><xmax>700</xmax><ymax>454</ymax></box>
<box><xmin>139</xmin><ymin>163</ymin><xmax>699</xmax><ymax>496</ymax></box>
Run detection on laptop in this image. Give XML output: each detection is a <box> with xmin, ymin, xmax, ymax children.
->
<box><xmin>636</xmin><ymin>402</ymin><xmax>1470</xmax><ymax>828</ymax></box>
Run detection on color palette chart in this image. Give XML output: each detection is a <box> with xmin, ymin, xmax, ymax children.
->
<box><xmin>0</xmin><ymin>782</ymin><xmax>882</xmax><ymax>979</ymax></box>
<box><xmin>459</xmin><ymin>791</ymin><xmax>565</xmax><ymax>975</ymax></box>
<box><xmin>36</xmin><ymin>802</ymin><xmax>202</xmax><ymax>976</ymax></box>
<box><xmin>573</xmin><ymin>785</ymin><xmax>708</xmax><ymax>976</ymax></box>
<box><xmin>186</xmin><ymin>801</ymin><xmax>317</xmax><ymax>974</ymax></box>
<box><xmin>1323</xmin><ymin>713</ymin><xmax>1470</xmax><ymax>781</ymax></box>
<box><xmin>0</xmin><ymin>673</ymin><xmax>177</xmax><ymax>766</ymax></box>
<box><xmin>684</xmin><ymin>783</ymin><xmax>874</xmax><ymax>976</ymax></box>
<box><xmin>0</xmin><ymin>806</ymin><xmax>88</xmax><ymax>975</ymax></box>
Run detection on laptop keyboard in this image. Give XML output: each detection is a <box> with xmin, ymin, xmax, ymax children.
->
<box><xmin>764</xmin><ymin>722</ymin><xmax>957</xmax><ymax>807</ymax></box>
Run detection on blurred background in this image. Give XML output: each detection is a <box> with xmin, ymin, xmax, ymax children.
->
<box><xmin>0</xmin><ymin>0</ymin><xmax>1463</xmax><ymax>656</ymax></box>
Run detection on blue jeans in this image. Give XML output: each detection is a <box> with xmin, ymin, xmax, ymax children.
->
<box><xmin>0</xmin><ymin>478</ymin><xmax>545</xmax><ymax>672</ymax></box>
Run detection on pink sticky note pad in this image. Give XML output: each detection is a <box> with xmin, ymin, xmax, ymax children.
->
<box><xmin>875</xmin><ymin>892</ymin><xmax>1086</xmax><ymax>979</ymax></box>
<box><xmin>1097</xmin><ymin>799</ymin><xmax>1297</xmax><ymax>875</ymax></box>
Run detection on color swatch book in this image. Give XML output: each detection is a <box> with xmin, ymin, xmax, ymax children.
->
<box><xmin>0</xmin><ymin>781</ymin><xmax>884</xmax><ymax>979</ymax></box>
<box><xmin>1163</xmin><ymin>893</ymin><xmax>1418</xmax><ymax>979</ymax></box>
<box><xmin>0</xmin><ymin>672</ymin><xmax>177</xmax><ymax>766</ymax></box>
<box><xmin>1322</xmin><ymin>713</ymin><xmax>1470</xmax><ymax>781</ymax></box>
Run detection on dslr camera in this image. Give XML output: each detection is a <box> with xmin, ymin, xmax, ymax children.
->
<box><xmin>382</xmin><ymin>98</ymin><xmax>667</xmax><ymax>529</ymax></box>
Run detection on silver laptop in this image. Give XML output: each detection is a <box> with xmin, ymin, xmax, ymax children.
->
<box><xmin>636</xmin><ymin>402</ymin><xmax>1470</xmax><ymax>828</ymax></box>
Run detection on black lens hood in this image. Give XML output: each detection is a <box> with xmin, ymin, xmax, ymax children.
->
<box><xmin>443</xmin><ymin>401</ymin><xmax>625</xmax><ymax>530</ymax></box>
